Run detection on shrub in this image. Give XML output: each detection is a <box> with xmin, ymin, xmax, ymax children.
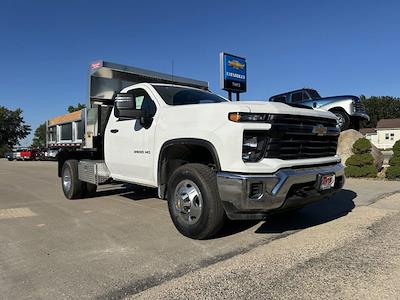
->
<box><xmin>386</xmin><ymin>140</ymin><xmax>400</xmax><ymax>180</ymax></box>
<box><xmin>352</xmin><ymin>138</ymin><xmax>372</xmax><ymax>154</ymax></box>
<box><xmin>345</xmin><ymin>138</ymin><xmax>377</xmax><ymax>178</ymax></box>
<box><xmin>345</xmin><ymin>165</ymin><xmax>378</xmax><ymax>178</ymax></box>
<box><xmin>393</xmin><ymin>140</ymin><xmax>400</xmax><ymax>156</ymax></box>
<box><xmin>386</xmin><ymin>166</ymin><xmax>400</xmax><ymax>180</ymax></box>
<box><xmin>345</xmin><ymin>153</ymin><xmax>374</xmax><ymax>167</ymax></box>
<box><xmin>389</xmin><ymin>156</ymin><xmax>400</xmax><ymax>167</ymax></box>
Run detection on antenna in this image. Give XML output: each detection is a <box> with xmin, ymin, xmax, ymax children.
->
<box><xmin>171</xmin><ymin>59</ymin><xmax>174</xmax><ymax>85</ymax></box>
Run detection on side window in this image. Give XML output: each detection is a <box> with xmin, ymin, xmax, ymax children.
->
<box><xmin>302</xmin><ymin>91</ymin><xmax>310</xmax><ymax>100</ymax></box>
<box><xmin>60</xmin><ymin>123</ymin><xmax>72</xmax><ymax>141</ymax></box>
<box><xmin>291</xmin><ymin>92</ymin><xmax>303</xmax><ymax>103</ymax></box>
<box><xmin>76</xmin><ymin>120</ymin><xmax>85</xmax><ymax>140</ymax></box>
<box><xmin>48</xmin><ymin>126</ymin><xmax>56</xmax><ymax>142</ymax></box>
<box><xmin>130</xmin><ymin>88</ymin><xmax>157</xmax><ymax>116</ymax></box>
<box><xmin>272</xmin><ymin>96</ymin><xmax>287</xmax><ymax>103</ymax></box>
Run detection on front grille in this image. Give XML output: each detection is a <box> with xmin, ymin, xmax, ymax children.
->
<box><xmin>263</xmin><ymin>114</ymin><xmax>339</xmax><ymax>160</ymax></box>
<box><xmin>354</xmin><ymin>101</ymin><xmax>366</xmax><ymax>113</ymax></box>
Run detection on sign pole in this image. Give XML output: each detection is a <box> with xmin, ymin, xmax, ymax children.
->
<box><xmin>236</xmin><ymin>92</ymin><xmax>240</xmax><ymax>101</ymax></box>
<box><xmin>228</xmin><ymin>91</ymin><xmax>232</xmax><ymax>101</ymax></box>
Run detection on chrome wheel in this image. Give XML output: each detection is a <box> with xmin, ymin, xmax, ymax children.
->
<box><xmin>174</xmin><ymin>179</ymin><xmax>203</xmax><ymax>225</ymax></box>
<box><xmin>62</xmin><ymin>167</ymin><xmax>72</xmax><ymax>193</ymax></box>
<box><xmin>335</xmin><ymin>113</ymin><xmax>345</xmax><ymax>129</ymax></box>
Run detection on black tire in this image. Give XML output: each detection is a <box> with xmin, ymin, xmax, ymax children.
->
<box><xmin>167</xmin><ymin>163</ymin><xmax>225</xmax><ymax>239</ymax></box>
<box><xmin>7</xmin><ymin>158</ymin><xmax>13</xmax><ymax>161</ymax></box>
<box><xmin>332</xmin><ymin>110</ymin><xmax>350</xmax><ymax>131</ymax></box>
<box><xmin>84</xmin><ymin>182</ymin><xmax>97</xmax><ymax>197</ymax></box>
<box><xmin>61</xmin><ymin>159</ymin><xmax>85</xmax><ymax>199</ymax></box>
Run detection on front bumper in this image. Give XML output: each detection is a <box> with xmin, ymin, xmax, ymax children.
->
<box><xmin>217</xmin><ymin>163</ymin><xmax>345</xmax><ymax>220</ymax></box>
<box><xmin>350</xmin><ymin>112</ymin><xmax>370</xmax><ymax>121</ymax></box>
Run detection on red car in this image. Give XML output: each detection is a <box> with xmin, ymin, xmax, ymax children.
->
<box><xmin>20</xmin><ymin>150</ymin><xmax>33</xmax><ymax>160</ymax></box>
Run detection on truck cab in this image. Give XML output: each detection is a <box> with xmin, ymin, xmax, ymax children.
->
<box><xmin>57</xmin><ymin>61</ymin><xmax>344</xmax><ymax>239</ymax></box>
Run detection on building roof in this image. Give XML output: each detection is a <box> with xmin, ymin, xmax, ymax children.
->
<box><xmin>377</xmin><ymin>118</ymin><xmax>400</xmax><ymax>129</ymax></box>
<box><xmin>360</xmin><ymin>128</ymin><xmax>377</xmax><ymax>135</ymax></box>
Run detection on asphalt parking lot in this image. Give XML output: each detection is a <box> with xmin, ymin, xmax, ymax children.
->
<box><xmin>1</xmin><ymin>160</ymin><xmax>400</xmax><ymax>299</ymax></box>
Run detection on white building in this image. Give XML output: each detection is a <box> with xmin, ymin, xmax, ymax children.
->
<box><xmin>361</xmin><ymin>118</ymin><xmax>400</xmax><ymax>150</ymax></box>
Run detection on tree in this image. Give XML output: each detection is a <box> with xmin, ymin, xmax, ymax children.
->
<box><xmin>31</xmin><ymin>122</ymin><xmax>46</xmax><ymax>148</ymax></box>
<box><xmin>0</xmin><ymin>106</ymin><xmax>31</xmax><ymax>149</ymax></box>
<box><xmin>67</xmin><ymin>103</ymin><xmax>86</xmax><ymax>113</ymax></box>
<box><xmin>360</xmin><ymin>95</ymin><xmax>400</xmax><ymax>128</ymax></box>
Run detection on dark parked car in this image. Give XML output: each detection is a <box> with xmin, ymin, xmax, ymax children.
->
<box><xmin>269</xmin><ymin>88</ymin><xmax>370</xmax><ymax>131</ymax></box>
<box><xmin>4</xmin><ymin>151</ymin><xmax>15</xmax><ymax>161</ymax></box>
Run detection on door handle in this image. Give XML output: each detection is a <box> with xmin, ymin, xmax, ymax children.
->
<box><xmin>110</xmin><ymin>129</ymin><xmax>119</xmax><ymax>133</ymax></box>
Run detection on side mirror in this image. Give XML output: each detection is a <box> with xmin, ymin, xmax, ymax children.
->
<box><xmin>114</xmin><ymin>93</ymin><xmax>144</xmax><ymax>119</ymax></box>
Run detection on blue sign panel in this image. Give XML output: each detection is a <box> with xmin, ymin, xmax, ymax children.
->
<box><xmin>220</xmin><ymin>52</ymin><xmax>247</xmax><ymax>93</ymax></box>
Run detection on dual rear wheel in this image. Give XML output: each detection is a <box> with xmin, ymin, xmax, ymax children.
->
<box><xmin>61</xmin><ymin>160</ymin><xmax>97</xmax><ymax>199</ymax></box>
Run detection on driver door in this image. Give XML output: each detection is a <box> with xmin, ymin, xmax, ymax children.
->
<box><xmin>105</xmin><ymin>87</ymin><xmax>158</xmax><ymax>186</ymax></box>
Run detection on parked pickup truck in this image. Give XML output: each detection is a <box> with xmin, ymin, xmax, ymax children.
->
<box><xmin>269</xmin><ymin>88</ymin><xmax>370</xmax><ymax>131</ymax></box>
<box><xmin>57</xmin><ymin>61</ymin><xmax>344</xmax><ymax>239</ymax></box>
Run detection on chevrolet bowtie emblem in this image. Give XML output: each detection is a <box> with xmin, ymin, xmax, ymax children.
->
<box><xmin>313</xmin><ymin>124</ymin><xmax>327</xmax><ymax>136</ymax></box>
<box><xmin>228</xmin><ymin>60</ymin><xmax>245</xmax><ymax>70</ymax></box>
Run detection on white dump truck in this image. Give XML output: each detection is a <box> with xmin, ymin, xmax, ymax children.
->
<box><xmin>58</xmin><ymin>61</ymin><xmax>344</xmax><ymax>239</ymax></box>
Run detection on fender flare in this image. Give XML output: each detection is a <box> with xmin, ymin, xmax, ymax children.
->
<box><xmin>157</xmin><ymin>138</ymin><xmax>221</xmax><ymax>198</ymax></box>
<box><xmin>320</xmin><ymin>99</ymin><xmax>353</xmax><ymax>116</ymax></box>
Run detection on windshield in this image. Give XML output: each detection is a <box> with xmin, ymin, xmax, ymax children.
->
<box><xmin>307</xmin><ymin>89</ymin><xmax>321</xmax><ymax>99</ymax></box>
<box><xmin>153</xmin><ymin>85</ymin><xmax>227</xmax><ymax>105</ymax></box>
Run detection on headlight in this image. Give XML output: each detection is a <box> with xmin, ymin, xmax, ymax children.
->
<box><xmin>229</xmin><ymin>112</ymin><xmax>269</xmax><ymax>122</ymax></box>
<box><xmin>242</xmin><ymin>131</ymin><xmax>268</xmax><ymax>162</ymax></box>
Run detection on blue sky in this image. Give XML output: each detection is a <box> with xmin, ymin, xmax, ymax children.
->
<box><xmin>1</xmin><ymin>0</ymin><xmax>399</xmax><ymax>145</ymax></box>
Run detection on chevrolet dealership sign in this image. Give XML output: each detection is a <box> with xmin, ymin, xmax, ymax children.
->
<box><xmin>220</xmin><ymin>52</ymin><xmax>247</xmax><ymax>93</ymax></box>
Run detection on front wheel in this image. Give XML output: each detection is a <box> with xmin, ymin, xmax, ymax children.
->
<box><xmin>167</xmin><ymin>163</ymin><xmax>225</xmax><ymax>239</ymax></box>
<box><xmin>332</xmin><ymin>110</ymin><xmax>350</xmax><ymax>131</ymax></box>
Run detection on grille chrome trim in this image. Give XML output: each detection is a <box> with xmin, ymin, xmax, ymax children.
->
<box><xmin>263</xmin><ymin>114</ymin><xmax>339</xmax><ymax>160</ymax></box>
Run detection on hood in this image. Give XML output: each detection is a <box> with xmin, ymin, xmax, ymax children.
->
<box><xmin>232</xmin><ymin>101</ymin><xmax>337</xmax><ymax>120</ymax></box>
<box><xmin>320</xmin><ymin>95</ymin><xmax>359</xmax><ymax>102</ymax></box>
<box><xmin>164</xmin><ymin>101</ymin><xmax>337</xmax><ymax>120</ymax></box>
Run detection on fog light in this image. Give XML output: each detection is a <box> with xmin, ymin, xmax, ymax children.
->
<box><xmin>249</xmin><ymin>182</ymin><xmax>263</xmax><ymax>199</ymax></box>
